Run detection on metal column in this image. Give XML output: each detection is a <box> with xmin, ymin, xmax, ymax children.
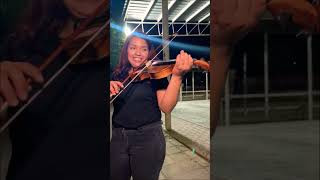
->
<box><xmin>307</xmin><ymin>35</ymin><xmax>313</xmax><ymax>121</ymax></box>
<box><xmin>162</xmin><ymin>0</ymin><xmax>171</xmax><ymax>130</ymax></box>
<box><xmin>186</xmin><ymin>78</ymin><xmax>188</xmax><ymax>94</ymax></box>
<box><xmin>224</xmin><ymin>72</ymin><xmax>230</xmax><ymax>126</ymax></box>
<box><xmin>206</xmin><ymin>72</ymin><xmax>208</xmax><ymax>100</ymax></box>
<box><xmin>180</xmin><ymin>86</ymin><xmax>183</xmax><ymax>101</ymax></box>
<box><xmin>192</xmin><ymin>71</ymin><xmax>195</xmax><ymax>100</ymax></box>
<box><xmin>264</xmin><ymin>33</ymin><xmax>270</xmax><ymax>120</ymax></box>
<box><xmin>243</xmin><ymin>53</ymin><xmax>248</xmax><ymax>115</ymax></box>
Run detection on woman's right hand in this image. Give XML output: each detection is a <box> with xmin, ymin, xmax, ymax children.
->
<box><xmin>212</xmin><ymin>0</ymin><xmax>266</xmax><ymax>50</ymax></box>
<box><xmin>0</xmin><ymin>61</ymin><xmax>44</xmax><ymax>107</ymax></box>
<box><xmin>110</xmin><ymin>81</ymin><xmax>123</xmax><ymax>97</ymax></box>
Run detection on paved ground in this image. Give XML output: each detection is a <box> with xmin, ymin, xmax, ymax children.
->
<box><xmin>160</xmin><ymin>131</ymin><xmax>210</xmax><ymax>180</ymax></box>
<box><xmin>162</xmin><ymin>100</ymin><xmax>319</xmax><ymax>180</ymax></box>
<box><xmin>211</xmin><ymin>120</ymin><xmax>320</xmax><ymax>180</ymax></box>
<box><xmin>165</xmin><ymin>100</ymin><xmax>210</xmax><ymax>153</ymax></box>
<box><xmin>158</xmin><ymin>100</ymin><xmax>210</xmax><ymax>179</ymax></box>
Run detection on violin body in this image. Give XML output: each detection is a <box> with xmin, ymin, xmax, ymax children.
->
<box><xmin>63</xmin><ymin>10</ymin><xmax>109</xmax><ymax>64</ymax></box>
<box><xmin>267</xmin><ymin>0</ymin><xmax>320</xmax><ymax>32</ymax></box>
<box><xmin>130</xmin><ymin>59</ymin><xmax>210</xmax><ymax>82</ymax></box>
<box><xmin>63</xmin><ymin>28</ymin><xmax>109</xmax><ymax>64</ymax></box>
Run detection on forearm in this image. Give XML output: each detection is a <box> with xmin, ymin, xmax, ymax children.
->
<box><xmin>210</xmin><ymin>46</ymin><xmax>232</xmax><ymax>137</ymax></box>
<box><xmin>158</xmin><ymin>75</ymin><xmax>182</xmax><ymax>113</ymax></box>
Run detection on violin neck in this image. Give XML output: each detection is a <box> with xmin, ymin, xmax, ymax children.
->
<box><xmin>151</xmin><ymin>60</ymin><xmax>176</xmax><ymax>66</ymax></box>
<box><xmin>151</xmin><ymin>58</ymin><xmax>205</xmax><ymax>66</ymax></box>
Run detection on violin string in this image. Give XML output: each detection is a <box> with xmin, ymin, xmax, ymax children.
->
<box><xmin>110</xmin><ymin>34</ymin><xmax>178</xmax><ymax>104</ymax></box>
<box><xmin>110</xmin><ymin>61</ymin><xmax>152</xmax><ymax>104</ymax></box>
<box><xmin>110</xmin><ymin>24</ymin><xmax>187</xmax><ymax>104</ymax></box>
<box><xmin>0</xmin><ymin>20</ymin><xmax>110</xmax><ymax>134</ymax></box>
<box><xmin>132</xmin><ymin>23</ymin><xmax>187</xmax><ymax>72</ymax></box>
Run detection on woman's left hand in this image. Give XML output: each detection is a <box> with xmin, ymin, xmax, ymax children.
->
<box><xmin>172</xmin><ymin>50</ymin><xmax>193</xmax><ymax>77</ymax></box>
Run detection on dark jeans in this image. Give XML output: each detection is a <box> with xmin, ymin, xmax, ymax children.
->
<box><xmin>110</xmin><ymin>122</ymin><xmax>166</xmax><ymax>180</ymax></box>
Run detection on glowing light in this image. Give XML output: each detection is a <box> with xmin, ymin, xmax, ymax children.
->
<box><xmin>124</xmin><ymin>25</ymin><xmax>132</xmax><ymax>36</ymax></box>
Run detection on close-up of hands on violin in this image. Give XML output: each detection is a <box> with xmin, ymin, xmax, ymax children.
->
<box><xmin>0</xmin><ymin>0</ymin><xmax>109</xmax><ymax>179</ymax></box>
<box><xmin>211</xmin><ymin>0</ymin><xmax>319</xmax><ymax>179</ymax></box>
<box><xmin>211</xmin><ymin>0</ymin><xmax>320</xmax><ymax>137</ymax></box>
<box><xmin>212</xmin><ymin>0</ymin><xmax>266</xmax><ymax>50</ymax></box>
<box><xmin>0</xmin><ymin>61</ymin><xmax>44</xmax><ymax>107</ymax></box>
<box><xmin>211</xmin><ymin>0</ymin><xmax>267</xmax><ymax>138</ymax></box>
<box><xmin>213</xmin><ymin>0</ymin><xmax>320</xmax><ymax>52</ymax></box>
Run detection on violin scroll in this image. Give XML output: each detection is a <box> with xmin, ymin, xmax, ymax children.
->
<box><xmin>193</xmin><ymin>59</ymin><xmax>210</xmax><ymax>72</ymax></box>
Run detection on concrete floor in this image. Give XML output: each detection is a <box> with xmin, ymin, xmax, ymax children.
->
<box><xmin>167</xmin><ymin>100</ymin><xmax>210</xmax><ymax>157</ymax></box>
<box><xmin>211</xmin><ymin>120</ymin><xmax>319</xmax><ymax>180</ymax></box>
<box><xmin>160</xmin><ymin>132</ymin><xmax>209</xmax><ymax>180</ymax></box>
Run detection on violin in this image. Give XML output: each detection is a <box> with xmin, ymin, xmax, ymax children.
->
<box><xmin>128</xmin><ymin>59</ymin><xmax>210</xmax><ymax>81</ymax></box>
<box><xmin>0</xmin><ymin>0</ymin><xmax>109</xmax><ymax>133</ymax></box>
<box><xmin>267</xmin><ymin>0</ymin><xmax>320</xmax><ymax>32</ymax></box>
<box><xmin>110</xmin><ymin>58</ymin><xmax>210</xmax><ymax>104</ymax></box>
<box><xmin>62</xmin><ymin>12</ymin><xmax>109</xmax><ymax>64</ymax></box>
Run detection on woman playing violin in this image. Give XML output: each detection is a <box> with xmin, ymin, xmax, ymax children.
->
<box><xmin>0</xmin><ymin>0</ymin><xmax>108</xmax><ymax>179</ymax></box>
<box><xmin>110</xmin><ymin>33</ymin><xmax>193</xmax><ymax>180</ymax></box>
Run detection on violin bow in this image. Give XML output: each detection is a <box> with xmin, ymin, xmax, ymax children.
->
<box><xmin>110</xmin><ymin>22</ymin><xmax>193</xmax><ymax>104</ymax></box>
<box><xmin>0</xmin><ymin>0</ymin><xmax>109</xmax><ymax>133</ymax></box>
<box><xmin>119</xmin><ymin>32</ymin><xmax>179</xmax><ymax>86</ymax></box>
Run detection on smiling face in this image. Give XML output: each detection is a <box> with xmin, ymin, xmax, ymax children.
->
<box><xmin>127</xmin><ymin>36</ymin><xmax>150</xmax><ymax>68</ymax></box>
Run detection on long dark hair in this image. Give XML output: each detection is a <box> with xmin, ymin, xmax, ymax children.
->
<box><xmin>112</xmin><ymin>32</ymin><xmax>156</xmax><ymax>81</ymax></box>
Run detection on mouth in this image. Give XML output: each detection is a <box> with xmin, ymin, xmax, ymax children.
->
<box><xmin>133</xmin><ymin>58</ymin><xmax>143</xmax><ymax>63</ymax></box>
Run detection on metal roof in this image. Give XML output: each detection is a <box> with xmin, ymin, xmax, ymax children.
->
<box><xmin>122</xmin><ymin>0</ymin><xmax>210</xmax><ymax>36</ymax></box>
<box><xmin>121</xmin><ymin>0</ymin><xmax>309</xmax><ymax>36</ymax></box>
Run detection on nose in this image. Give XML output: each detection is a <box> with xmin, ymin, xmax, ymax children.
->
<box><xmin>135</xmin><ymin>49</ymin><xmax>142</xmax><ymax>56</ymax></box>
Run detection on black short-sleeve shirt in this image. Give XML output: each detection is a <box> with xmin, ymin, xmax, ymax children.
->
<box><xmin>112</xmin><ymin>78</ymin><xmax>169</xmax><ymax>129</ymax></box>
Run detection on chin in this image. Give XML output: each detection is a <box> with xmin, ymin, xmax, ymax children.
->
<box><xmin>133</xmin><ymin>63</ymin><xmax>143</xmax><ymax>68</ymax></box>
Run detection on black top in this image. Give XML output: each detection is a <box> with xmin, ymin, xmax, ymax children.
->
<box><xmin>112</xmin><ymin>78</ymin><xmax>168</xmax><ymax>129</ymax></box>
<box><xmin>1</xmin><ymin>22</ymin><xmax>109</xmax><ymax>180</ymax></box>
<box><xmin>7</xmin><ymin>60</ymin><xmax>109</xmax><ymax>180</ymax></box>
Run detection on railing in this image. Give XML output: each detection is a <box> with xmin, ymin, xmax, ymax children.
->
<box><xmin>220</xmin><ymin>91</ymin><xmax>320</xmax><ymax>125</ymax></box>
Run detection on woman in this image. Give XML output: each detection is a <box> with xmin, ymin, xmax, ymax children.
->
<box><xmin>110</xmin><ymin>33</ymin><xmax>193</xmax><ymax>180</ymax></box>
<box><xmin>0</xmin><ymin>0</ymin><xmax>108</xmax><ymax>179</ymax></box>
